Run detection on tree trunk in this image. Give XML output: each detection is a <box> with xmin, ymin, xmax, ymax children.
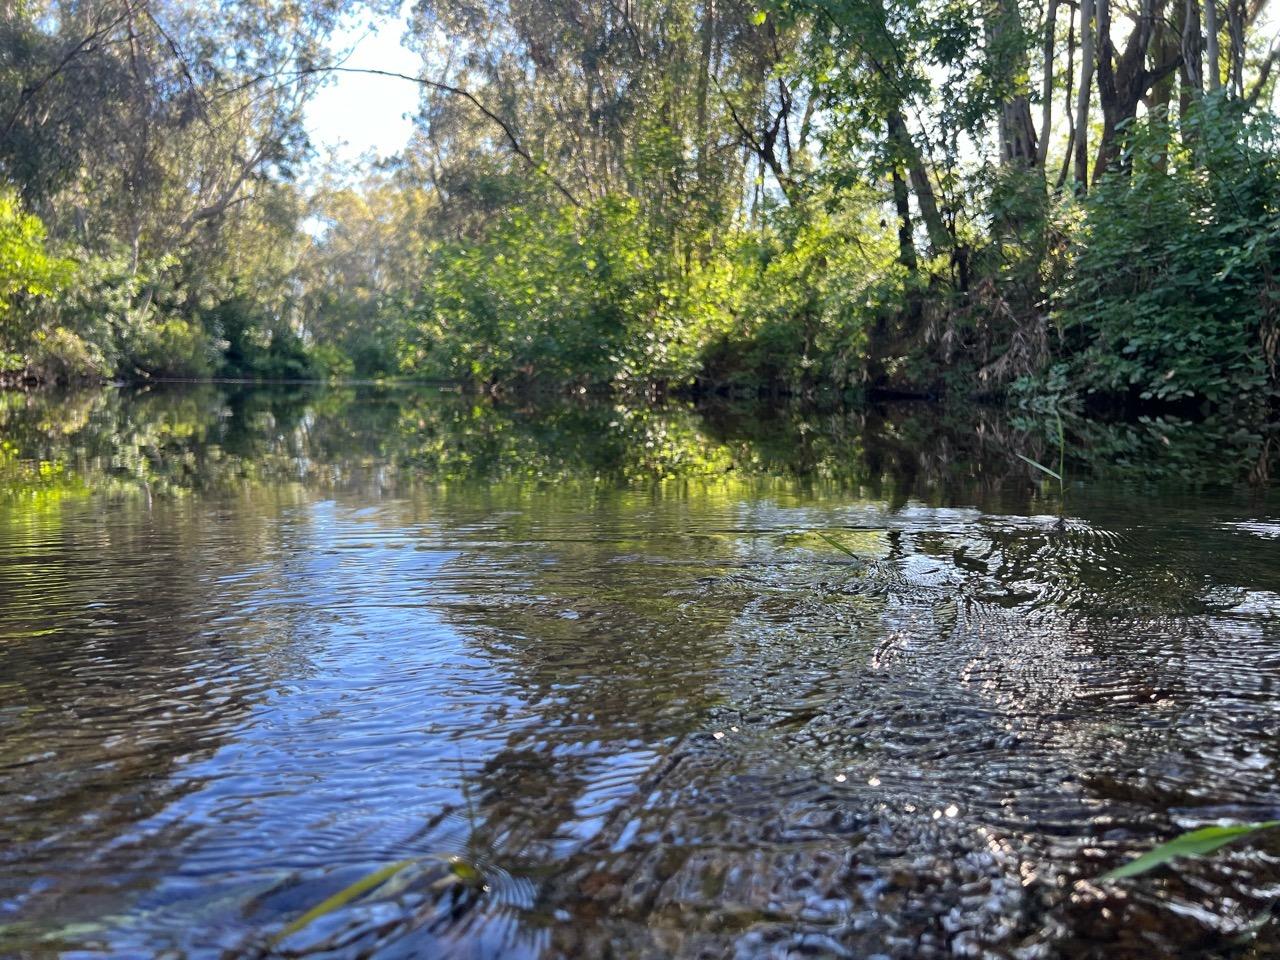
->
<box><xmin>1074</xmin><ymin>0</ymin><xmax>1096</xmax><ymax>191</ymax></box>
<box><xmin>1206</xmin><ymin>0</ymin><xmax>1221</xmax><ymax>90</ymax></box>
<box><xmin>1148</xmin><ymin>20</ymin><xmax>1179</xmax><ymax>115</ymax></box>
<box><xmin>1056</xmin><ymin>4</ymin><xmax>1077</xmax><ymax>189</ymax></box>
<box><xmin>891</xmin><ymin>167</ymin><xmax>918</xmax><ymax>273</ymax></box>
<box><xmin>1227</xmin><ymin>0</ymin><xmax>1245</xmax><ymax>94</ymax></box>
<box><xmin>1180</xmin><ymin>0</ymin><xmax>1202</xmax><ymax>99</ymax></box>
<box><xmin>989</xmin><ymin>0</ymin><xmax>1040</xmax><ymax>166</ymax></box>
<box><xmin>1094</xmin><ymin>0</ymin><xmax>1177</xmax><ymax>180</ymax></box>
<box><xmin>908</xmin><ymin>157</ymin><xmax>951</xmax><ymax>251</ymax></box>
<box><xmin>694</xmin><ymin>0</ymin><xmax>715</xmax><ymax>175</ymax></box>
<box><xmin>886</xmin><ymin>108</ymin><xmax>950</xmax><ymax>253</ymax></box>
<box><xmin>1147</xmin><ymin>17</ymin><xmax>1180</xmax><ymax>170</ymax></box>
<box><xmin>1094</xmin><ymin>0</ymin><xmax>1120</xmax><ymax>178</ymax></box>
<box><xmin>1038</xmin><ymin>0</ymin><xmax>1060</xmax><ymax>168</ymax></box>
<box><xmin>1000</xmin><ymin>97</ymin><xmax>1040</xmax><ymax>166</ymax></box>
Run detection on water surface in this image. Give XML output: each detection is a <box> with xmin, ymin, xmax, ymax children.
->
<box><xmin>1</xmin><ymin>387</ymin><xmax>1278</xmax><ymax>958</ymax></box>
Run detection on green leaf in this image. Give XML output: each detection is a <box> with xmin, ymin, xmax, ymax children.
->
<box><xmin>271</xmin><ymin>859</ymin><xmax>416</xmax><ymax>944</ymax></box>
<box><xmin>1101</xmin><ymin>821</ymin><xmax>1280</xmax><ymax>881</ymax></box>
<box><xmin>1015</xmin><ymin>453</ymin><xmax>1063</xmax><ymax>482</ymax></box>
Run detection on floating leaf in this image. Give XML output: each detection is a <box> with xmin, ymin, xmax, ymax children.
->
<box><xmin>1101</xmin><ymin>821</ymin><xmax>1280</xmax><ymax>881</ymax></box>
<box><xmin>1015</xmin><ymin>453</ymin><xmax>1063</xmax><ymax>482</ymax></box>
<box><xmin>444</xmin><ymin>856</ymin><xmax>487</xmax><ymax>890</ymax></box>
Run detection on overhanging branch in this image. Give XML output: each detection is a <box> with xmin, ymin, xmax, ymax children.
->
<box><xmin>297</xmin><ymin>65</ymin><xmax>582</xmax><ymax>207</ymax></box>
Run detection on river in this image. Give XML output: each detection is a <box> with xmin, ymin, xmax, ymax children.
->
<box><xmin>0</xmin><ymin>385</ymin><xmax>1277</xmax><ymax>958</ymax></box>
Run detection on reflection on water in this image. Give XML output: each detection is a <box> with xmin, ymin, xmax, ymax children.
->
<box><xmin>0</xmin><ymin>386</ymin><xmax>1277</xmax><ymax>959</ymax></box>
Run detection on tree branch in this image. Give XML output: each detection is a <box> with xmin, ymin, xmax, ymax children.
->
<box><xmin>296</xmin><ymin>65</ymin><xmax>582</xmax><ymax>207</ymax></box>
<box><xmin>2</xmin><ymin>6</ymin><xmax>131</xmax><ymax>139</ymax></box>
<box><xmin>1247</xmin><ymin>35</ymin><xmax>1280</xmax><ymax>103</ymax></box>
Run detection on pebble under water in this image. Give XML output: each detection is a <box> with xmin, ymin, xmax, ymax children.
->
<box><xmin>0</xmin><ymin>386</ymin><xmax>1278</xmax><ymax>959</ymax></box>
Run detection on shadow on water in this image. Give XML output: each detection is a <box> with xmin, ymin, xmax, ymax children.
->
<box><xmin>0</xmin><ymin>385</ymin><xmax>1277</xmax><ymax>958</ymax></box>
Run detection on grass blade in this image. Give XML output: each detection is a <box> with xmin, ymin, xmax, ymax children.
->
<box><xmin>1101</xmin><ymin>821</ymin><xmax>1280</xmax><ymax>881</ymax></box>
<box><xmin>817</xmin><ymin>532</ymin><xmax>859</xmax><ymax>559</ymax></box>
<box><xmin>1015</xmin><ymin>453</ymin><xmax>1063</xmax><ymax>482</ymax></box>
<box><xmin>272</xmin><ymin>859</ymin><xmax>415</xmax><ymax>944</ymax></box>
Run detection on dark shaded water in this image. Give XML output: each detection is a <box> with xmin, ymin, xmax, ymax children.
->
<box><xmin>1</xmin><ymin>386</ymin><xmax>1278</xmax><ymax>959</ymax></box>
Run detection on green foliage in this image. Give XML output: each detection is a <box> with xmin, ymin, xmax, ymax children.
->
<box><xmin>0</xmin><ymin>0</ymin><xmax>365</xmax><ymax>385</ymax></box>
<box><xmin>53</xmin><ymin>251</ymin><xmax>177</xmax><ymax>379</ymax></box>
<box><xmin>126</xmin><ymin>318</ymin><xmax>217</xmax><ymax>380</ymax></box>
<box><xmin>1015</xmin><ymin>453</ymin><xmax>1061</xmax><ymax>481</ymax></box>
<box><xmin>403</xmin><ymin>186</ymin><xmax>898</xmax><ymax>392</ymax></box>
<box><xmin>0</xmin><ymin>190</ymin><xmax>64</xmax><ymax>308</ymax></box>
<box><xmin>703</xmin><ymin>194</ymin><xmax>901</xmax><ymax>391</ymax></box>
<box><xmin>816</xmin><ymin>532</ymin><xmax>862</xmax><ymax>558</ymax></box>
<box><xmin>309</xmin><ymin>342</ymin><xmax>356</xmax><ymax>380</ymax></box>
<box><xmin>1058</xmin><ymin>98</ymin><xmax>1280</xmax><ymax>408</ymax></box>
<box><xmin>405</xmin><ymin>196</ymin><xmax>735</xmax><ymax>387</ymax></box>
<box><xmin>271</xmin><ymin>860</ymin><xmax>417</xmax><ymax>945</ymax></box>
<box><xmin>15</xmin><ymin>246</ymin><xmax>219</xmax><ymax>381</ymax></box>
<box><xmin>0</xmin><ymin>188</ymin><xmax>69</xmax><ymax>367</ymax></box>
<box><xmin>209</xmin><ymin>297</ymin><xmax>320</xmax><ymax>381</ymax></box>
<box><xmin>5</xmin><ymin>0</ymin><xmax>1280</xmax><ymax>408</ymax></box>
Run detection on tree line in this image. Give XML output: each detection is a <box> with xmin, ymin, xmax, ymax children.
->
<box><xmin>3</xmin><ymin>0</ymin><xmax>1280</xmax><ymax>412</ymax></box>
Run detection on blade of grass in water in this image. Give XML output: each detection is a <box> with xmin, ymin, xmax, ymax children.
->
<box><xmin>271</xmin><ymin>859</ymin><xmax>416</xmax><ymax>944</ymax></box>
<box><xmin>817</xmin><ymin>532</ymin><xmax>859</xmax><ymax>559</ymax></box>
<box><xmin>1016</xmin><ymin>453</ymin><xmax>1063</xmax><ymax>482</ymax></box>
<box><xmin>1101</xmin><ymin>821</ymin><xmax>1280</xmax><ymax>881</ymax></box>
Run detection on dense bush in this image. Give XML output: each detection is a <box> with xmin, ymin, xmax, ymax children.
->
<box><xmin>1057</xmin><ymin>98</ymin><xmax>1280</xmax><ymax>409</ymax></box>
<box><xmin>403</xmin><ymin>197</ymin><xmax>736</xmax><ymax>388</ymax></box>
<box><xmin>208</xmin><ymin>297</ymin><xmax>322</xmax><ymax>381</ymax></box>
<box><xmin>702</xmin><ymin>193</ymin><xmax>901</xmax><ymax>391</ymax></box>
<box><xmin>0</xmin><ymin>188</ymin><xmax>70</xmax><ymax>372</ymax></box>
<box><xmin>401</xmin><ymin>189</ymin><xmax>904</xmax><ymax>393</ymax></box>
<box><xmin>3</xmin><ymin>224</ymin><xmax>329</xmax><ymax>384</ymax></box>
<box><xmin>32</xmin><ymin>248</ymin><xmax>198</xmax><ymax>381</ymax></box>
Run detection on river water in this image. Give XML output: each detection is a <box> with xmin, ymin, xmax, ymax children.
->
<box><xmin>0</xmin><ymin>386</ymin><xmax>1277</xmax><ymax>959</ymax></box>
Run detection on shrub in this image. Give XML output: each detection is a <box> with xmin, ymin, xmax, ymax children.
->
<box><xmin>1057</xmin><ymin>97</ymin><xmax>1280</xmax><ymax>408</ymax></box>
<box><xmin>702</xmin><ymin>192</ymin><xmax>900</xmax><ymax>391</ymax></box>
<box><xmin>0</xmin><ymin>188</ymin><xmax>71</xmax><ymax>370</ymax></box>
<box><xmin>125</xmin><ymin>317</ymin><xmax>216</xmax><ymax>379</ymax></box>
<box><xmin>404</xmin><ymin>196</ymin><xmax>734</xmax><ymax>388</ymax></box>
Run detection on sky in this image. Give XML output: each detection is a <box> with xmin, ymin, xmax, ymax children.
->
<box><xmin>303</xmin><ymin>9</ymin><xmax>420</xmax><ymax>168</ymax></box>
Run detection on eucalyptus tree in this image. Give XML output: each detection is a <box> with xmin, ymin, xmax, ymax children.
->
<box><xmin>0</xmin><ymin>0</ymin><xmax>394</xmax><ymax>377</ymax></box>
<box><xmin>403</xmin><ymin>0</ymin><xmax>811</xmax><ymax>240</ymax></box>
<box><xmin>295</xmin><ymin>165</ymin><xmax>434</xmax><ymax>375</ymax></box>
<box><xmin>10</xmin><ymin>0</ymin><xmax>397</xmax><ymax>253</ymax></box>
